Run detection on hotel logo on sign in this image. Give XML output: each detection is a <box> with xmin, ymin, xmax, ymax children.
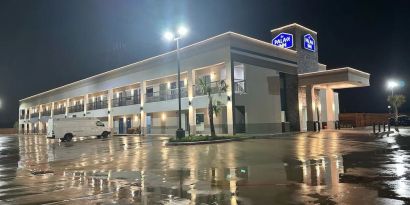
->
<box><xmin>303</xmin><ymin>34</ymin><xmax>315</xmax><ymax>52</ymax></box>
<box><xmin>271</xmin><ymin>32</ymin><xmax>293</xmax><ymax>49</ymax></box>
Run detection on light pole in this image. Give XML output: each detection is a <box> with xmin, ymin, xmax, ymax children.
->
<box><xmin>164</xmin><ymin>26</ymin><xmax>188</xmax><ymax>139</ymax></box>
<box><xmin>387</xmin><ymin>80</ymin><xmax>399</xmax><ymax>97</ymax></box>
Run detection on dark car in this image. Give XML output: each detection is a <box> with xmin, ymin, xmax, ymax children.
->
<box><xmin>389</xmin><ymin>115</ymin><xmax>410</xmax><ymax>126</ymax></box>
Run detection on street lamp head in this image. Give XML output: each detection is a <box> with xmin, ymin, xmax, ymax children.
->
<box><xmin>387</xmin><ymin>80</ymin><xmax>399</xmax><ymax>89</ymax></box>
<box><xmin>177</xmin><ymin>26</ymin><xmax>188</xmax><ymax>37</ymax></box>
<box><xmin>163</xmin><ymin>31</ymin><xmax>174</xmax><ymax>41</ymax></box>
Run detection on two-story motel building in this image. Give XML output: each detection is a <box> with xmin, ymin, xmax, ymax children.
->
<box><xmin>18</xmin><ymin>23</ymin><xmax>370</xmax><ymax>135</ymax></box>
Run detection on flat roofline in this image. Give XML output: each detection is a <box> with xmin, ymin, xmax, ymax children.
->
<box><xmin>20</xmin><ymin>31</ymin><xmax>297</xmax><ymax>102</ymax></box>
<box><xmin>270</xmin><ymin>23</ymin><xmax>317</xmax><ymax>34</ymax></box>
<box><xmin>298</xmin><ymin>67</ymin><xmax>370</xmax><ymax>78</ymax></box>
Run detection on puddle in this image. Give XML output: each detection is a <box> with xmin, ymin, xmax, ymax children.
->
<box><xmin>0</xmin><ymin>131</ymin><xmax>410</xmax><ymax>204</ymax></box>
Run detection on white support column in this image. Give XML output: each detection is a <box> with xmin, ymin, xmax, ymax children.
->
<box><xmin>84</xmin><ymin>95</ymin><xmax>88</xmax><ymax>116</ymax></box>
<box><xmin>325</xmin><ymin>87</ymin><xmax>336</xmax><ymax>129</ymax></box>
<box><xmin>108</xmin><ymin>89</ymin><xmax>114</xmax><ymax>129</ymax></box>
<box><xmin>306</xmin><ymin>85</ymin><xmax>315</xmax><ymax>131</ymax></box>
<box><xmin>334</xmin><ymin>92</ymin><xmax>340</xmax><ymax>121</ymax></box>
<box><xmin>226</xmin><ymin>61</ymin><xmax>234</xmax><ymax>135</ymax></box>
<box><xmin>65</xmin><ymin>99</ymin><xmax>69</xmax><ymax>118</ymax></box>
<box><xmin>140</xmin><ymin>81</ymin><xmax>147</xmax><ymax>135</ymax></box>
<box><xmin>38</xmin><ymin>106</ymin><xmax>42</xmax><ymax>134</ymax></box>
<box><xmin>51</xmin><ymin>102</ymin><xmax>55</xmax><ymax>118</ymax></box>
<box><xmin>188</xmin><ymin>70</ymin><xmax>196</xmax><ymax>135</ymax></box>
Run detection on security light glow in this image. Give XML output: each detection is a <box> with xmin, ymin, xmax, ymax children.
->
<box><xmin>387</xmin><ymin>80</ymin><xmax>399</xmax><ymax>89</ymax></box>
<box><xmin>177</xmin><ymin>26</ymin><xmax>188</xmax><ymax>36</ymax></box>
<box><xmin>164</xmin><ymin>31</ymin><xmax>174</xmax><ymax>41</ymax></box>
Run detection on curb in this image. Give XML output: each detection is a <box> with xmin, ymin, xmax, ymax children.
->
<box><xmin>166</xmin><ymin>138</ymin><xmax>243</xmax><ymax>146</ymax></box>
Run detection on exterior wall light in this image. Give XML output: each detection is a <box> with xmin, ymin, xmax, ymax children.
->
<box><xmin>227</xmin><ymin>96</ymin><xmax>231</xmax><ymax>101</ymax></box>
<box><xmin>140</xmin><ymin>106</ymin><xmax>143</xmax><ymax>111</ymax></box>
<box><xmin>188</xmin><ymin>101</ymin><xmax>192</xmax><ymax>106</ymax></box>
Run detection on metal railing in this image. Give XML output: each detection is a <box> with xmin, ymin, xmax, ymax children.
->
<box><xmin>234</xmin><ymin>80</ymin><xmax>246</xmax><ymax>94</ymax></box>
<box><xmin>31</xmin><ymin>113</ymin><xmax>39</xmax><ymax>118</ymax></box>
<box><xmin>87</xmin><ymin>100</ymin><xmax>108</xmax><ymax>111</ymax></box>
<box><xmin>112</xmin><ymin>95</ymin><xmax>140</xmax><ymax>107</ymax></box>
<box><xmin>193</xmin><ymin>81</ymin><xmax>222</xmax><ymax>96</ymax></box>
<box><xmin>69</xmin><ymin>104</ymin><xmax>84</xmax><ymax>113</ymax></box>
<box><xmin>42</xmin><ymin>110</ymin><xmax>51</xmax><ymax>117</ymax></box>
<box><xmin>53</xmin><ymin>108</ymin><xmax>66</xmax><ymax>115</ymax></box>
<box><xmin>145</xmin><ymin>88</ymin><xmax>187</xmax><ymax>103</ymax></box>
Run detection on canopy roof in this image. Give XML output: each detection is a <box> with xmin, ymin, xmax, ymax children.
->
<box><xmin>298</xmin><ymin>67</ymin><xmax>370</xmax><ymax>89</ymax></box>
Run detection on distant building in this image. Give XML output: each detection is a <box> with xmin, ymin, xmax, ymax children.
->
<box><xmin>18</xmin><ymin>23</ymin><xmax>370</xmax><ymax>135</ymax></box>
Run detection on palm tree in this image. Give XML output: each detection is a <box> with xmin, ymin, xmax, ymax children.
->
<box><xmin>197</xmin><ymin>78</ymin><xmax>228</xmax><ymax>137</ymax></box>
<box><xmin>387</xmin><ymin>94</ymin><xmax>406</xmax><ymax>130</ymax></box>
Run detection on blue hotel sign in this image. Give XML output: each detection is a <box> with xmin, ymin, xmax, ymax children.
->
<box><xmin>303</xmin><ymin>34</ymin><xmax>315</xmax><ymax>52</ymax></box>
<box><xmin>271</xmin><ymin>32</ymin><xmax>293</xmax><ymax>48</ymax></box>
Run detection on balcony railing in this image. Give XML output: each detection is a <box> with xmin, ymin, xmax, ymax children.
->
<box><xmin>87</xmin><ymin>100</ymin><xmax>108</xmax><ymax>111</ymax></box>
<box><xmin>31</xmin><ymin>113</ymin><xmax>39</xmax><ymax>118</ymax></box>
<box><xmin>42</xmin><ymin>110</ymin><xmax>51</xmax><ymax>117</ymax></box>
<box><xmin>53</xmin><ymin>108</ymin><xmax>66</xmax><ymax>115</ymax></box>
<box><xmin>145</xmin><ymin>88</ymin><xmax>187</xmax><ymax>103</ymax></box>
<box><xmin>20</xmin><ymin>114</ymin><xmax>26</xmax><ymax>119</ymax></box>
<box><xmin>194</xmin><ymin>81</ymin><xmax>224</xmax><ymax>96</ymax></box>
<box><xmin>112</xmin><ymin>95</ymin><xmax>140</xmax><ymax>107</ymax></box>
<box><xmin>234</xmin><ymin>80</ymin><xmax>246</xmax><ymax>94</ymax></box>
<box><xmin>69</xmin><ymin>104</ymin><xmax>84</xmax><ymax>113</ymax></box>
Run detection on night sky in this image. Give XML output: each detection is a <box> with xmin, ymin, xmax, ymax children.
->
<box><xmin>1</xmin><ymin>0</ymin><xmax>409</xmax><ymax>127</ymax></box>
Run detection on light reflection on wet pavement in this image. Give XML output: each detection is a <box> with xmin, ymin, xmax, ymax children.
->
<box><xmin>1</xmin><ymin>130</ymin><xmax>410</xmax><ymax>204</ymax></box>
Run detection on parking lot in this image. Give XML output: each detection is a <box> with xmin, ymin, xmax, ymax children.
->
<box><xmin>1</xmin><ymin>130</ymin><xmax>410</xmax><ymax>204</ymax></box>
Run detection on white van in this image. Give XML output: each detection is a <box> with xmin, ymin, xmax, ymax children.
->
<box><xmin>47</xmin><ymin>118</ymin><xmax>111</xmax><ymax>142</ymax></box>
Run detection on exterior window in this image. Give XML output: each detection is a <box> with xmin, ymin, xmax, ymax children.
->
<box><xmin>171</xmin><ymin>82</ymin><xmax>177</xmax><ymax>89</ymax></box>
<box><xmin>146</xmin><ymin>87</ymin><xmax>153</xmax><ymax>97</ymax></box>
<box><xmin>171</xmin><ymin>81</ymin><xmax>184</xmax><ymax>89</ymax></box>
<box><xmin>202</xmin><ymin>75</ymin><xmax>211</xmax><ymax>84</ymax></box>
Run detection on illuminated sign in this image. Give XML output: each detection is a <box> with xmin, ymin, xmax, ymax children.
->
<box><xmin>271</xmin><ymin>32</ymin><xmax>293</xmax><ymax>48</ymax></box>
<box><xmin>303</xmin><ymin>34</ymin><xmax>315</xmax><ymax>52</ymax></box>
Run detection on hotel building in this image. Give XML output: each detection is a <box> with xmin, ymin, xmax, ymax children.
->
<box><xmin>18</xmin><ymin>23</ymin><xmax>370</xmax><ymax>135</ymax></box>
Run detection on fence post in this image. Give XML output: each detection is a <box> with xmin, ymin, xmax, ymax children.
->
<box><xmin>388</xmin><ymin>122</ymin><xmax>391</xmax><ymax>132</ymax></box>
<box><xmin>373</xmin><ymin>123</ymin><xmax>376</xmax><ymax>134</ymax></box>
<box><xmin>378</xmin><ymin>123</ymin><xmax>381</xmax><ymax>133</ymax></box>
<box><xmin>383</xmin><ymin>123</ymin><xmax>386</xmax><ymax>132</ymax></box>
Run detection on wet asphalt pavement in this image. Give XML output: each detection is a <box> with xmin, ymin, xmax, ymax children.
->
<box><xmin>1</xmin><ymin>130</ymin><xmax>410</xmax><ymax>205</ymax></box>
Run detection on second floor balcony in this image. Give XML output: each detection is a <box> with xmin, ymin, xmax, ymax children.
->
<box><xmin>112</xmin><ymin>95</ymin><xmax>140</xmax><ymax>107</ymax></box>
<box><xmin>69</xmin><ymin>104</ymin><xmax>84</xmax><ymax>113</ymax></box>
<box><xmin>42</xmin><ymin>110</ymin><xmax>51</xmax><ymax>117</ymax></box>
<box><xmin>31</xmin><ymin>112</ymin><xmax>39</xmax><ymax>118</ymax></box>
<box><xmin>145</xmin><ymin>88</ymin><xmax>187</xmax><ymax>103</ymax></box>
<box><xmin>194</xmin><ymin>81</ymin><xmax>228</xmax><ymax>96</ymax></box>
<box><xmin>53</xmin><ymin>108</ymin><xmax>66</xmax><ymax>115</ymax></box>
<box><xmin>87</xmin><ymin>100</ymin><xmax>108</xmax><ymax>111</ymax></box>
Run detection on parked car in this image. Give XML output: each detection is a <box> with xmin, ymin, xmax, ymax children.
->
<box><xmin>47</xmin><ymin>117</ymin><xmax>111</xmax><ymax>142</ymax></box>
<box><xmin>388</xmin><ymin>115</ymin><xmax>410</xmax><ymax>126</ymax></box>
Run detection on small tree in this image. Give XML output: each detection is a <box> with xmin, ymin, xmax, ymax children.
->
<box><xmin>197</xmin><ymin>79</ymin><xmax>228</xmax><ymax>137</ymax></box>
<box><xmin>387</xmin><ymin>94</ymin><xmax>406</xmax><ymax>130</ymax></box>
<box><xmin>13</xmin><ymin>121</ymin><xmax>19</xmax><ymax>129</ymax></box>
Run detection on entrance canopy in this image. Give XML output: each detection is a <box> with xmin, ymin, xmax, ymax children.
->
<box><xmin>298</xmin><ymin>67</ymin><xmax>370</xmax><ymax>89</ymax></box>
